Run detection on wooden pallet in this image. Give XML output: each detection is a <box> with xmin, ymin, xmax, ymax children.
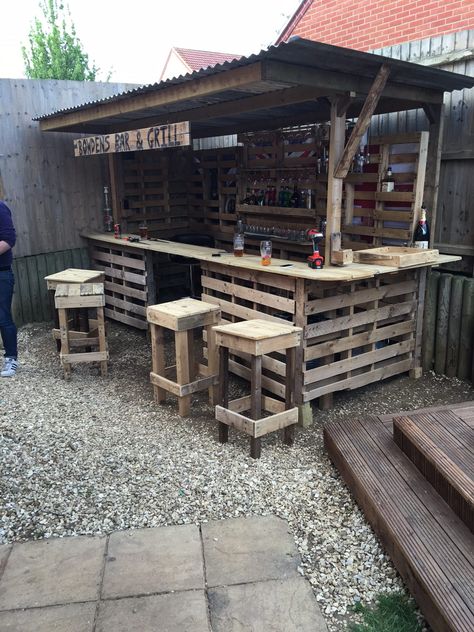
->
<box><xmin>393</xmin><ymin>410</ymin><xmax>474</xmax><ymax>530</ymax></box>
<box><xmin>89</xmin><ymin>241</ymin><xmax>155</xmax><ymax>330</ymax></box>
<box><xmin>201</xmin><ymin>261</ymin><xmax>424</xmax><ymax>404</ymax></box>
<box><xmin>340</xmin><ymin>132</ymin><xmax>429</xmax><ymax>250</ymax></box>
<box><xmin>324</xmin><ymin>410</ymin><xmax>474</xmax><ymax>632</ymax></box>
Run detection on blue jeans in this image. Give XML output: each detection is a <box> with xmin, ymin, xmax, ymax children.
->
<box><xmin>0</xmin><ymin>269</ymin><xmax>17</xmax><ymax>359</ymax></box>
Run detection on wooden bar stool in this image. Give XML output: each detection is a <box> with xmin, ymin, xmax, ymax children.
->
<box><xmin>54</xmin><ymin>283</ymin><xmax>108</xmax><ymax>379</ymax></box>
<box><xmin>213</xmin><ymin>319</ymin><xmax>302</xmax><ymax>459</ymax></box>
<box><xmin>147</xmin><ymin>298</ymin><xmax>221</xmax><ymax>416</ymax></box>
<box><xmin>45</xmin><ymin>268</ymin><xmax>105</xmax><ymax>351</ymax></box>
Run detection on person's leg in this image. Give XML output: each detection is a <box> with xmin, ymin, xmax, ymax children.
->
<box><xmin>0</xmin><ymin>269</ymin><xmax>18</xmax><ymax>360</ymax></box>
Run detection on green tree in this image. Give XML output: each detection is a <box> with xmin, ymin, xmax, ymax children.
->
<box><xmin>22</xmin><ymin>0</ymin><xmax>101</xmax><ymax>81</ymax></box>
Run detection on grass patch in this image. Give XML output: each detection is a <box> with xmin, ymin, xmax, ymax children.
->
<box><xmin>349</xmin><ymin>592</ymin><xmax>423</xmax><ymax>632</ymax></box>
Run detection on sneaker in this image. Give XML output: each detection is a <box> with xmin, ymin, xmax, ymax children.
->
<box><xmin>1</xmin><ymin>358</ymin><xmax>18</xmax><ymax>377</ymax></box>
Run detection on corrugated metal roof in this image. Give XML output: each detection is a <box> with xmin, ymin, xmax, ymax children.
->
<box><xmin>35</xmin><ymin>37</ymin><xmax>474</xmax><ymax>126</ymax></box>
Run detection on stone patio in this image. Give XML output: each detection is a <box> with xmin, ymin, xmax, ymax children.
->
<box><xmin>0</xmin><ymin>515</ymin><xmax>327</xmax><ymax>631</ymax></box>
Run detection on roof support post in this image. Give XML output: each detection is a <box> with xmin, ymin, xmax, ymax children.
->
<box><xmin>423</xmin><ymin>102</ymin><xmax>445</xmax><ymax>247</ymax></box>
<box><xmin>335</xmin><ymin>64</ymin><xmax>391</xmax><ymax>179</ymax></box>
<box><xmin>325</xmin><ymin>98</ymin><xmax>352</xmax><ymax>266</ymax></box>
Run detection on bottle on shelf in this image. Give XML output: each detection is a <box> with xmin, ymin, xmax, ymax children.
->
<box><xmin>381</xmin><ymin>166</ymin><xmax>395</xmax><ymax>192</ymax></box>
<box><xmin>233</xmin><ymin>218</ymin><xmax>245</xmax><ymax>256</ymax></box>
<box><xmin>413</xmin><ymin>204</ymin><xmax>430</xmax><ymax>249</ymax></box>
<box><xmin>290</xmin><ymin>184</ymin><xmax>301</xmax><ymax>208</ymax></box>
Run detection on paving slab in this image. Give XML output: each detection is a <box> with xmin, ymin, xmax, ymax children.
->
<box><xmin>209</xmin><ymin>577</ymin><xmax>328</xmax><ymax>632</ymax></box>
<box><xmin>0</xmin><ymin>536</ymin><xmax>105</xmax><ymax>610</ymax></box>
<box><xmin>96</xmin><ymin>591</ymin><xmax>210</xmax><ymax>632</ymax></box>
<box><xmin>0</xmin><ymin>602</ymin><xmax>96</xmax><ymax>632</ymax></box>
<box><xmin>202</xmin><ymin>515</ymin><xmax>300</xmax><ymax>587</ymax></box>
<box><xmin>102</xmin><ymin>524</ymin><xmax>204</xmax><ymax>598</ymax></box>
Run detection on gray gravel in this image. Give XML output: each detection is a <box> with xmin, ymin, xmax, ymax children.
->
<box><xmin>1</xmin><ymin>321</ymin><xmax>473</xmax><ymax>630</ymax></box>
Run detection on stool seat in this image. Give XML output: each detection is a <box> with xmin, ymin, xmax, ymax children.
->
<box><xmin>147</xmin><ymin>298</ymin><xmax>221</xmax><ymax>416</ymax></box>
<box><xmin>213</xmin><ymin>319</ymin><xmax>301</xmax><ymax>355</ymax></box>
<box><xmin>45</xmin><ymin>268</ymin><xmax>104</xmax><ymax>290</ymax></box>
<box><xmin>147</xmin><ymin>297</ymin><xmax>220</xmax><ymax>331</ymax></box>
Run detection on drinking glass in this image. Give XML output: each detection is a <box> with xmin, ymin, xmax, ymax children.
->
<box><xmin>260</xmin><ymin>240</ymin><xmax>272</xmax><ymax>266</ymax></box>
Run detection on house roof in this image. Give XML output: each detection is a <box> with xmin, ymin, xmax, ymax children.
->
<box><xmin>275</xmin><ymin>0</ymin><xmax>312</xmax><ymax>45</ymax></box>
<box><xmin>174</xmin><ymin>47</ymin><xmax>242</xmax><ymax>73</ymax></box>
<box><xmin>36</xmin><ymin>38</ymin><xmax>474</xmax><ymax>139</ymax></box>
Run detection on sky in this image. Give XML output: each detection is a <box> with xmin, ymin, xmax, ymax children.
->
<box><xmin>0</xmin><ymin>0</ymin><xmax>301</xmax><ymax>84</ymax></box>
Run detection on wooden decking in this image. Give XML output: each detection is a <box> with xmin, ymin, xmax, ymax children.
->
<box><xmin>324</xmin><ymin>402</ymin><xmax>474</xmax><ymax>632</ymax></box>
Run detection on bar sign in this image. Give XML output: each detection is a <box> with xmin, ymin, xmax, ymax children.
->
<box><xmin>74</xmin><ymin>121</ymin><xmax>191</xmax><ymax>156</ymax></box>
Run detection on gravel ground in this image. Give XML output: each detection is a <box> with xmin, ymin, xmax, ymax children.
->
<box><xmin>1</xmin><ymin>321</ymin><xmax>473</xmax><ymax>630</ymax></box>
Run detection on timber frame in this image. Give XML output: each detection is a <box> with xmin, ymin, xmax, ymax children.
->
<box><xmin>37</xmin><ymin>38</ymin><xmax>473</xmax><ymax>264</ymax></box>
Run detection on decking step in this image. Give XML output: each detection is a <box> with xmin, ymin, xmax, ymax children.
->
<box><xmin>393</xmin><ymin>411</ymin><xmax>474</xmax><ymax>531</ymax></box>
<box><xmin>324</xmin><ymin>417</ymin><xmax>474</xmax><ymax>632</ymax></box>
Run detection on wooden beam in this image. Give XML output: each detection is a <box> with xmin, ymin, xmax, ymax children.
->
<box><xmin>335</xmin><ymin>64</ymin><xmax>391</xmax><ymax>179</ymax></box>
<box><xmin>107</xmin><ymin>85</ymin><xmax>329</xmax><ymax>133</ymax></box>
<box><xmin>262</xmin><ymin>60</ymin><xmax>443</xmax><ymax>104</ymax></box>
<box><xmin>325</xmin><ymin>100</ymin><xmax>346</xmax><ymax>263</ymax></box>
<box><xmin>423</xmin><ymin>103</ymin><xmax>437</xmax><ymax>124</ymax></box>
<box><xmin>337</xmin><ymin>91</ymin><xmax>356</xmax><ymax>116</ymax></box>
<box><xmin>39</xmin><ymin>62</ymin><xmax>266</xmax><ymax>131</ymax></box>
<box><xmin>423</xmin><ymin>103</ymin><xmax>445</xmax><ymax>246</ymax></box>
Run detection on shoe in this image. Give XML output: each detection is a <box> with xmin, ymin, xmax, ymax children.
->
<box><xmin>1</xmin><ymin>357</ymin><xmax>18</xmax><ymax>377</ymax></box>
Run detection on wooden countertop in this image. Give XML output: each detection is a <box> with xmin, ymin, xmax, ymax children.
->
<box><xmin>83</xmin><ymin>232</ymin><xmax>459</xmax><ymax>282</ymax></box>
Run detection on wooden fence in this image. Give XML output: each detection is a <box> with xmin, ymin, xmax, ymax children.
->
<box><xmin>11</xmin><ymin>248</ymin><xmax>89</xmax><ymax>327</ymax></box>
<box><xmin>422</xmin><ymin>271</ymin><xmax>474</xmax><ymax>383</ymax></box>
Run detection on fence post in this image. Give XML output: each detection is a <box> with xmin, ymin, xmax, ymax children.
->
<box><xmin>422</xmin><ymin>271</ymin><xmax>440</xmax><ymax>372</ymax></box>
<box><xmin>458</xmin><ymin>278</ymin><xmax>474</xmax><ymax>380</ymax></box>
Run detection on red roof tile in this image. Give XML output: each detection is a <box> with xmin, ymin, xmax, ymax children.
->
<box><xmin>174</xmin><ymin>47</ymin><xmax>242</xmax><ymax>72</ymax></box>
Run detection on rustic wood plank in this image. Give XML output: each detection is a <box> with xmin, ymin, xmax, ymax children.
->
<box><xmin>335</xmin><ymin>64</ymin><xmax>391</xmax><ymax>178</ymax></box>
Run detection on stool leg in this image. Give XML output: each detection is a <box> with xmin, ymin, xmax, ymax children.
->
<box><xmin>51</xmin><ymin>289</ymin><xmax>61</xmax><ymax>352</ymax></box>
<box><xmin>206</xmin><ymin>324</ymin><xmax>218</xmax><ymax>405</ymax></box>
<box><xmin>187</xmin><ymin>329</ymin><xmax>196</xmax><ymax>381</ymax></box>
<box><xmin>151</xmin><ymin>324</ymin><xmax>167</xmax><ymax>403</ymax></box>
<box><xmin>97</xmin><ymin>307</ymin><xmax>108</xmax><ymax>377</ymax></box>
<box><xmin>176</xmin><ymin>330</ymin><xmax>191</xmax><ymax>416</ymax></box>
<box><xmin>283</xmin><ymin>347</ymin><xmax>296</xmax><ymax>446</ymax></box>
<box><xmin>250</xmin><ymin>355</ymin><xmax>262</xmax><ymax>459</ymax></box>
<box><xmin>58</xmin><ymin>308</ymin><xmax>71</xmax><ymax>380</ymax></box>
<box><xmin>218</xmin><ymin>346</ymin><xmax>229</xmax><ymax>443</ymax></box>
<box><xmin>250</xmin><ymin>438</ymin><xmax>261</xmax><ymax>459</ymax></box>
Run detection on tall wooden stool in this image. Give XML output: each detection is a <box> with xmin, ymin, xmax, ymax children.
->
<box><xmin>54</xmin><ymin>283</ymin><xmax>108</xmax><ymax>379</ymax></box>
<box><xmin>147</xmin><ymin>298</ymin><xmax>221</xmax><ymax>416</ymax></box>
<box><xmin>45</xmin><ymin>268</ymin><xmax>105</xmax><ymax>351</ymax></box>
<box><xmin>213</xmin><ymin>319</ymin><xmax>302</xmax><ymax>458</ymax></box>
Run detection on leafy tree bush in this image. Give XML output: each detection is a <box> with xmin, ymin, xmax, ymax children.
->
<box><xmin>22</xmin><ymin>0</ymin><xmax>101</xmax><ymax>81</ymax></box>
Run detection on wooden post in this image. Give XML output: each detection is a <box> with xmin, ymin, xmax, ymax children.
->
<box><xmin>434</xmin><ymin>274</ymin><xmax>452</xmax><ymax>375</ymax></box>
<box><xmin>108</xmin><ymin>154</ymin><xmax>121</xmax><ymax>225</ymax></box>
<box><xmin>410</xmin><ymin>268</ymin><xmax>427</xmax><ymax>379</ymax></box>
<box><xmin>422</xmin><ymin>271</ymin><xmax>440</xmax><ymax>372</ymax></box>
<box><xmin>458</xmin><ymin>278</ymin><xmax>474</xmax><ymax>380</ymax></box>
<box><xmin>325</xmin><ymin>100</ymin><xmax>346</xmax><ymax>265</ymax></box>
<box><xmin>423</xmin><ymin>103</ymin><xmax>445</xmax><ymax>246</ymax></box>
<box><xmin>445</xmin><ymin>276</ymin><xmax>464</xmax><ymax>377</ymax></box>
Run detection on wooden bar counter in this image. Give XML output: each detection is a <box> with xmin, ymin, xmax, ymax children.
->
<box><xmin>83</xmin><ymin>231</ymin><xmax>458</xmax><ymax>406</ymax></box>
